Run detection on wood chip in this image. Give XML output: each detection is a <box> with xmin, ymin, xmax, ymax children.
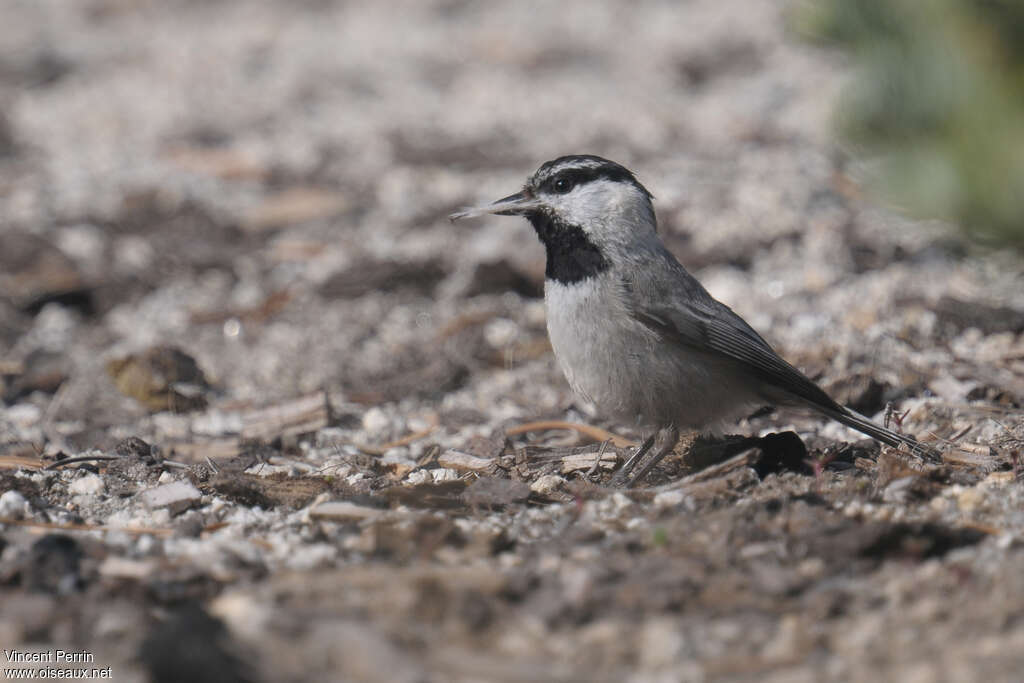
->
<box><xmin>0</xmin><ymin>517</ymin><xmax>173</xmax><ymax>536</ymax></box>
<box><xmin>941</xmin><ymin>445</ymin><xmax>998</xmax><ymax>469</ymax></box>
<box><xmin>309</xmin><ymin>500</ymin><xmax>384</xmax><ymax>522</ymax></box>
<box><xmin>985</xmin><ymin>471</ymin><xmax>1016</xmax><ymax>484</ymax></box>
<box><xmin>267</xmin><ymin>238</ymin><xmax>328</xmax><ymax>263</ymax></box>
<box><xmin>163</xmin><ymin>145</ymin><xmax>269</xmax><ymax>181</ymax></box>
<box><xmin>99</xmin><ymin>557</ymin><xmax>158</xmax><ymax>580</ymax></box>
<box><xmin>650</xmin><ymin>448</ymin><xmax>761</xmax><ymax>492</ymax></box>
<box><xmin>953</xmin><ymin>442</ymin><xmax>994</xmax><ymax>456</ymax></box>
<box><xmin>463</xmin><ymin>477</ymin><xmax>531</xmax><ymax>506</ymax></box>
<box><xmin>242</xmin><ymin>187</ymin><xmax>349</xmax><ymax>232</ymax></box>
<box><xmin>677</xmin><ymin>467</ymin><xmax>761</xmax><ymax>501</ymax></box>
<box><xmin>560</xmin><ymin>449</ymin><xmax>618</xmax><ymax>473</ymax></box>
<box><xmin>167</xmin><ymin>437</ymin><xmax>241</xmax><ymax>463</ymax></box>
<box><xmin>0</xmin><ymin>454</ymin><xmax>44</xmax><ymax>470</ymax></box>
<box><xmin>209</xmin><ymin>473</ymin><xmax>331</xmax><ymax>509</ymax></box>
<box><xmin>437</xmin><ymin>450</ymin><xmax>494</xmax><ymax>472</ymax></box>
<box><xmin>0</xmin><ymin>231</ymin><xmax>89</xmax><ymax>309</ymax></box>
<box><xmin>0</xmin><ymin>360</ymin><xmax>24</xmax><ymax>374</ymax></box>
<box><xmin>241</xmin><ymin>392</ymin><xmax>329</xmax><ymax>442</ymax></box>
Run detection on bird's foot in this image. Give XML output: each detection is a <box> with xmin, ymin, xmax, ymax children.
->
<box><xmin>611</xmin><ymin>433</ymin><xmax>656</xmax><ymax>486</ymax></box>
<box><xmin>613</xmin><ymin>425</ymin><xmax>681</xmax><ymax>487</ymax></box>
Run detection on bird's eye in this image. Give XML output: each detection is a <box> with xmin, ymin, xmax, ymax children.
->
<box><xmin>552</xmin><ymin>176</ymin><xmax>574</xmax><ymax>194</ymax></box>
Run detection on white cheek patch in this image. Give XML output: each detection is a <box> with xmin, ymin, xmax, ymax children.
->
<box><xmin>561</xmin><ymin>180</ymin><xmax>634</xmax><ymax>227</ymax></box>
<box><xmin>557</xmin><ymin>180</ymin><xmax>654</xmax><ymax>247</ymax></box>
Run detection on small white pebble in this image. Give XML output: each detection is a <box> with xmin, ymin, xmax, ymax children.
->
<box><xmin>361</xmin><ymin>406</ymin><xmax>391</xmax><ymax>436</ymax></box>
<box><xmin>136</xmin><ymin>534</ymin><xmax>156</xmax><ymax>555</ymax></box>
<box><xmin>6</xmin><ymin>403</ymin><xmax>42</xmax><ymax>427</ymax></box>
<box><xmin>530</xmin><ymin>474</ymin><xmax>565</xmax><ymax>496</ymax></box>
<box><xmin>0</xmin><ymin>490</ymin><xmax>30</xmax><ymax>519</ymax></box>
<box><xmin>610</xmin><ymin>492</ymin><xmax>632</xmax><ymax>513</ymax></box>
<box><xmin>797</xmin><ymin>557</ymin><xmax>825</xmax><ymax>578</ymax></box>
<box><xmin>69</xmin><ymin>473</ymin><xmax>105</xmax><ymax>497</ymax></box>
<box><xmin>626</xmin><ymin>517</ymin><xmax>646</xmax><ymax>530</ymax></box>
<box><xmin>283</xmin><ymin>543</ymin><xmax>337</xmax><ymax>570</ymax></box>
<box><xmin>637</xmin><ymin>617</ymin><xmax>686</xmax><ymax>669</ymax></box>
<box><xmin>484</xmin><ymin>317</ymin><xmax>519</xmax><ymax>348</ymax></box>
<box><xmin>139</xmin><ymin>480</ymin><xmax>201</xmax><ymax>514</ymax></box>
<box><xmin>210</xmin><ymin>592</ymin><xmax>274</xmax><ymax>641</ymax></box>
<box><xmin>308</xmin><ymin>501</ymin><xmax>382</xmax><ymax>522</ymax></box>
<box><xmin>653</xmin><ymin>490</ymin><xmax>686</xmax><ymax>509</ymax></box>
<box><xmin>405</xmin><ymin>470</ymin><xmax>430</xmax><ymax>485</ymax></box>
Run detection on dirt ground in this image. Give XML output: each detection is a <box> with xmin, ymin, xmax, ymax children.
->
<box><xmin>1</xmin><ymin>1</ymin><xmax>1023</xmax><ymax>681</ymax></box>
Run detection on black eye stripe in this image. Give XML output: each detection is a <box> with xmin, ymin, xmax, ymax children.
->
<box><xmin>542</xmin><ymin>167</ymin><xmax>618</xmax><ymax>193</ymax></box>
<box><xmin>545</xmin><ymin>169</ymin><xmax>587</xmax><ymax>194</ymax></box>
<box><xmin>535</xmin><ymin>160</ymin><xmax>652</xmax><ymax>199</ymax></box>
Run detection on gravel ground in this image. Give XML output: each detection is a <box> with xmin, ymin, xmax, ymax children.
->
<box><xmin>1</xmin><ymin>1</ymin><xmax>1023</xmax><ymax>681</ymax></box>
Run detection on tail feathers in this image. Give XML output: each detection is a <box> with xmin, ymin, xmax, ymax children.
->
<box><xmin>819</xmin><ymin>404</ymin><xmax>941</xmax><ymax>463</ymax></box>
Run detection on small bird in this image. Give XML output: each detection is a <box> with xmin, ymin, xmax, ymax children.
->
<box><xmin>451</xmin><ymin>155</ymin><xmax>935</xmax><ymax>484</ymax></box>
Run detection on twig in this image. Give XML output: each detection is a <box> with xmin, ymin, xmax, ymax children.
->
<box><xmin>649</xmin><ymin>448</ymin><xmax>762</xmax><ymax>493</ymax></box>
<box><xmin>44</xmin><ymin>455</ymin><xmax>123</xmax><ymax>470</ymax></box>
<box><xmin>163</xmin><ymin>460</ymin><xmax>191</xmax><ymax>469</ymax></box>
<box><xmin>506</xmin><ymin>421</ymin><xmax>637</xmax><ymax>448</ymax></box>
<box><xmin>44</xmin><ymin>455</ymin><xmax>190</xmax><ymax>471</ymax></box>
<box><xmin>0</xmin><ymin>517</ymin><xmax>174</xmax><ymax>536</ymax></box>
<box><xmin>0</xmin><ymin>454</ymin><xmax>44</xmax><ymax>470</ymax></box>
<box><xmin>947</xmin><ymin>424</ymin><xmax>973</xmax><ymax>442</ymax></box>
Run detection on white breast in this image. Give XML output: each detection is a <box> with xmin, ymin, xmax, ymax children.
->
<box><xmin>544</xmin><ymin>275</ymin><xmax>659</xmax><ymax>424</ymax></box>
<box><xmin>543</xmin><ymin>275</ymin><xmax>764</xmax><ymax>430</ymax></box>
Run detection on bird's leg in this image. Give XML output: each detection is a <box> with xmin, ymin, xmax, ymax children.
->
<box><xmin>624</xmin><ymin>425</ymin><xmax>680</xmax><ymax>487</ymax></box>
<box><xmin>613</xmin><ymin>433</ymin><xmax>657</xmax><ymax>484</ymax></box>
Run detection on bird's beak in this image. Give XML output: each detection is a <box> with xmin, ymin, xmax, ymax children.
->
<box><xmin>449</xmin><ymin>191</ymin><xmax>540</xmax><ymax>221</ymax></box>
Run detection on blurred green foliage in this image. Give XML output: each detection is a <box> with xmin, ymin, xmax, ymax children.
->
<box><xmin>795</xmin><ymin>0</ymin><xmax>1024</xmax><ymax>245</ymax></box>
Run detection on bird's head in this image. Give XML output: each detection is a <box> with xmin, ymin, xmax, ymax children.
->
<box><xmin>451</xmin><ymin>155</ymin><xmax>658</xmax><ymax>283</ymax></box>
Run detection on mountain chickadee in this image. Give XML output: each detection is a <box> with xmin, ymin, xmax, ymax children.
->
<box><xmin>451</xmin><ymin>155</ymin><xmax>935</xmax><ymax>484</ymax></box>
